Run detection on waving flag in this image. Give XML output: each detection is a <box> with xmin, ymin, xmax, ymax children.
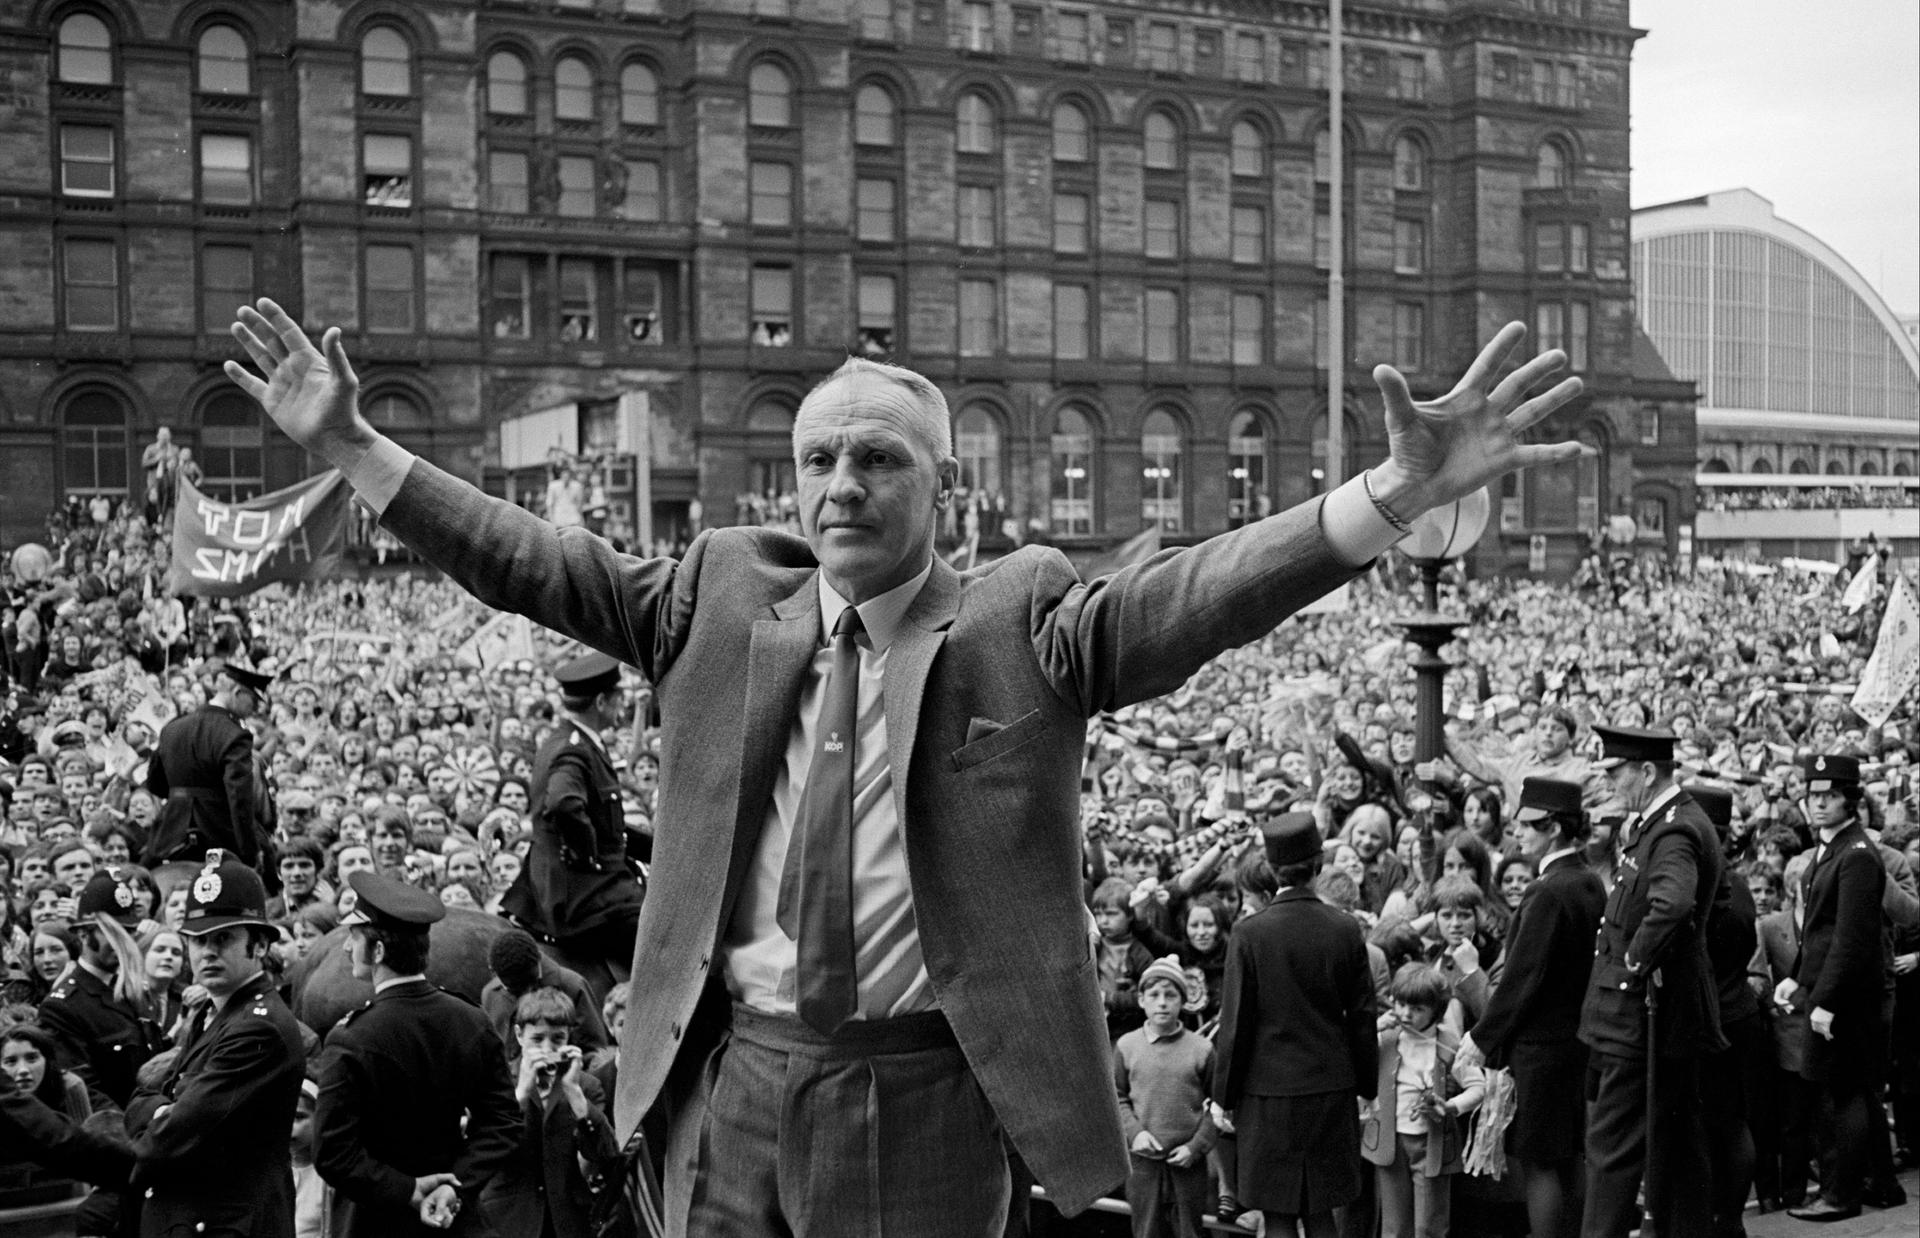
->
<box><xmin>167</xmin><ymin>472</ymin><xmax>350</xmax><ymax>596</ymax></box>
<box><xmin>1851</xmin><ymin>574</ymin><xmax>1918</xmax><ymax>729</ymax></box>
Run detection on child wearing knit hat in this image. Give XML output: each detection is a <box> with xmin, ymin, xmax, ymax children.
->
<box><xmin>1113</xmin><ymin>956</ymin><xmax>1217</xmax><ymax>1238</ymax></box>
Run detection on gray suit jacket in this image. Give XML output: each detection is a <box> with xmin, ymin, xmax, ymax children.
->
<box><xmin>380</xmin><ymin>458</ymin><xmax>1356</xmax><ymax>1213</ymax></box>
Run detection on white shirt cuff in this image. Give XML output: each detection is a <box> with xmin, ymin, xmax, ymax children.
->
<box><xmin>1322</xmin><ymin>472</ymin><xmax>1409</xmax><ymax>566</ymax></box>
<box><xmin>343</xmin><ymin>435</ymin><xmax>415</xmax><ymax>516</ymax></box>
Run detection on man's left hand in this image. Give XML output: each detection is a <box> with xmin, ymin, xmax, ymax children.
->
<box><xmin>1368</xmin><ymin>322</ymin><xmax>1588</xmax><ymax>522</ymax></box>
<box><xmin>1810</xmin><ymin>1006</ymin><xmax>1835</xmax><ymax>1040</ymax></box>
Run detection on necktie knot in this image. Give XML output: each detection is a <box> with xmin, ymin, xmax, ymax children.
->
<box><xmin>833</xmin><ymin>607</ymin><xmax>864</xmax><ymax>641</ymax></box>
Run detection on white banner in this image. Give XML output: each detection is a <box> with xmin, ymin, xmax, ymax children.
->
<box><xmin>1851</xmin><ymin>574</ymin><xmax>1919</xmax><ymax>729</ymax></box>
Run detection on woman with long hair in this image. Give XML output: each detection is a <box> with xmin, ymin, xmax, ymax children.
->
<box><xmin>139</xmin><ymin>926</ymin><xmax>189</xmax><ymax>1043</ymax></box>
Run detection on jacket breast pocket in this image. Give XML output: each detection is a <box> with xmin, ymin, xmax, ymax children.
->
<box><xmin>951</xmin><ymin>709</ymin><xmax>1047</xmax><ymax>772</ymax></box>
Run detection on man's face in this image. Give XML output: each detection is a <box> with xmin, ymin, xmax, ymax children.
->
<box><xmin>1747</xmin><ymin>873</ymin><xmax>1779</xmax><ymax>917</ymax></box>
<box><xmin>59</xmin><ymin>773</ymin><xmax>88</xmax><ymax>802</ymax></box>
<box><xmin>1604</xmin><ymin>761</ymin><xmax>1654</xmax><ymax>813</ymax></box>
<box><xmin>1132</xmin><ymin>796</ymin><xmax>1169</xmax><ymax>824</ymax></box>
<box><xmin>447</xmin><ymin>852</ymin><xmax>484</xmax><ymax>885</ymax></box>
<box><xmin>33</xmin><ymin>792</ymin><xmax>64</xmax><ymax>823</ymax></box>
<box><xmin>188</xmin><ymin>926</ymin><xmax>263</xmax><ymax>999</ymax></box>
<box><xmin>1535</xmin><ymin>717</ymin><xmax>1572</xmax><ymax>758</ymax></box>
<box><xmin>336</xmin><ymin>845</ymin><xmax>376</xmax><ymax>880</ymax></box>
<box><xmin>793</xmin><ymin>372</ymin><xmax>956</xmax><ymax>604</ymax></box>
<box><xmin>426</xmin><ymin>767</ymin><xmax>456</xmax><ymax>799</ymax></box>
<box><xmin>1805</xmin><ymin>788</ymin><xmax>1850</xmax><ymax>830</ymax></box>
<box><xmin>489</xmin><ymin>852</ymin><xmax>522</xmax><ymax>889</ymax></box>
<box><xmin>52</xmin><ymin>847</ymin><xmax>94</xmax><ymax>892</ymax></box>
<box><xmin>18</xmin><ymin>763</ymin><xmax>48</xmax><ymax>789</ymax></box>
<box><xmin>309</xmin><ymin>752</ymin><xmax>337</xmax><ymax>780</ymax></box>
<box><xmin>280</xmin><ymin>857</ymin><xmax>317</xmax><ymax>896</ymax></box>
<box><xmin>371</xmin><ymin>825</ymin><xmax>409</xmax><ymax>868</ymax></box>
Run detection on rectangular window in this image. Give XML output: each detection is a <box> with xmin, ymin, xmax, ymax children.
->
<box><xmin>199</xmin><ymin>134</ymin><xmax>253</xmax><ymax>205</ymax></box>
<box><xmin>199</xmin><ymin>244</ymin><xmax>252</xmax><ymax>332</ymax></box>
<box><xmin>1057</xmin><ymin>11</ymin><xmax>1089</xmax><ymax>62</ymax></box>
<box><xmin>1394</xmin><ymin>302</ymin><xmax>1425</xmax><ymax>371</ymax></box>
<box><xmin>1569</xmin><ymin>300</ymin><xmax>1590</xmax><ymax>371</ymax></box>
<box><xmin>489</xmin><ymin>253</ymin><xmax>531</xmax><ymax>339</ymax></box>
<box><xmin>857</xmin><ymin>178</ymin><xmax>895</xmax><ymax>241</ymax></box>
<box><xmin>1555</xmin><ymin>61</ymin><xmax>1579</xmax><ymax>108</ymax></box>
<box><xmin>1638</xmin><ymin>408</ymin><xmax>1661</xmax><ymax>446</ymax></box>
<box><xmin>751</xmin><ymin>265</ymin><xmax>792</xmax><ymax>345</ymax></box>
<box><xmin>622</xmin><ymin>159</ymin><xmax>662</xmax><ymax>221</ymax></box>
<box><xmin>959</xmin><ymin>277</ymin><xmax>998</xmax><ymax>355</ymax></box>
<box><xmin>1053</xmin><ymin>192</ymin><xmax>1089</xmax><ymax>254</ymax></box>
<box><xmin>1393</xmin><ymin>217</ymin><xmax>1427</xmax><ymax>274</ymax></box>
<box><xmin>363</xmin><ymin>244</ymin><xmax>415</xmax><ymax>332</ymax></box>
<box><xmin>750</xmin><ymin>161</ymin><xmax>792</xmax><ymax>227</ymax></box>
<box><xmin>1569</xmin><ymin>222</ymin><xmax>1590</xmax><ymax>273</ymax></box>
<box><xmin>1234</xmin><ymin>32</ymin><xmax>1264</xmax><ymax>83</ymax></box>
<box><xmin>60</xmin><ymin>124</ymin><xmax>115</xmax><ymax>197</ymax></box>
<box><xmin>859</xmin><ymin>0</ymin><xmax>893</xmax><ymax>40</ymax></box>
<box><xmin>1144</xmin><ymin>198</ymin><xmax>1180</xmax><ymax>259</ymax></box>
<box><xmin>1532</xmin><ymin>59</ymin><xmax>1554</xmax><ymax>105</ymax></box>
<box><xmin>559</xmin><ymin>257</ymin><xmax>598</xmax><ymax>341</ymax></box>
<box><xmin>488</xmin><ymin>151</ymin><xmax>529</xmax><ymax>213</ymax></box>
<box><xmin>857</xmin><ymin>273</ymin><xmax>895</xmax><ymax>355</ymax></box>
<box><xmin>362</xmin><ymin>134</ymin><xmax>412</xmax><ymax>208</ymax></box>
<box><xmin>1231</xmin><ymin>205</ymin><xmax>1264</xmax><ymax>265</ymax></box>
<box><xmin>961</xmin><ymin>1</ymin><xmax>992</xmax><ymax>51</ymax></box>
<box><xmin>558</xmin><ymin>155</ymin><xmax>596</xmax><ymax>218</ymax></box>
<box><xmin>1535</xmin><ymin>222</ymin><xmax>1564</xmax><ymax>273</ymax></box>
<box><xmin>1054</xmin><ymin>283</ymin><xmax>1089</xmax><ymax>360</ymax></box>
<box><xmin>62</xmin><ymin>238</ymin><xmax>118</xmax><ymax>330</ymax></box>
<box><xmin>1534</xmin><ymin>302</ymin><xmax>1565</xmax><ymax>358</ymax></box>
<box><xmin>1147</xmin><ymin>21</ymin><xmax>1178</xmax><ymax>71</ymax></box>
<box><xmin>958</xmin><ymin>185</ymin><xmax>996</xmax><ymax>248</ymax></box>
<box><xmin>1231</xmin><ymin>292</ymin><xmax>1263</xmax><ymax>365</ymax></box>
<box><xmin>1394</xmin><ymin>54</ymin><xmax>1425</xmax><ymax>101</ymax></box>
<box><xmin>623</xmin><ymin>261</ymin><xmax>662</xmax><ymax>344</ymax></box>
<box><xmin>1144</xmin><ymin>287</ymin><xmax>1179</xmax><ymax>362</ymax></box>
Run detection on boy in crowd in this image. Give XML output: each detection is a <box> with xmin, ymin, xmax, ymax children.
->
<box><xmin>1365</xmin><ymin>963</ymin><xmax>1487</xmax><ymax>1238</ymax></box>
<box><xmin>1114</xmin><ymin>955</ymin><xmax>1217</xmax><ymax>1238</ymax></box>
<box><xmin>1092</xmin><ymin>877</ymin><xmax>1156</xmax><ymax>1041</ymax></box>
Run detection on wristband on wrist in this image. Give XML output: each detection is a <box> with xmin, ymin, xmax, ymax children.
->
<box><xmin>1362</xmin><ymin>469</ymin><xmax>1413</xmax><ymax>536</ymax></box>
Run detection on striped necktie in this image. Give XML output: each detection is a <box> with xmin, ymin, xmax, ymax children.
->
<box><xmin>777</xmin><ymin>606</ymin><xmax>864</xmax><ymax>1034</ymax></box>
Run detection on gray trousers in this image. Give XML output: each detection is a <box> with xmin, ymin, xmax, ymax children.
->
<box><xmin>665</xmin><ymin>1004</ymin><xmax>1012</xmax><ymax>1238</ymax></box>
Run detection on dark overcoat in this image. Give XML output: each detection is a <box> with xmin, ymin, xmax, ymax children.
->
<box><xmin>1791</xmin><ymin>819</ymin><xmax>1889</xmax><ymax>1085</ymax></box>
<box><xmin>144</xmin><ymin>704</ymin><xmax>260</xmax><ymax>868</ymax></box>
<box><xmin>499</xmin><ymin>717</ymin><xmax>643</xmax><ymax>944</ymax></box>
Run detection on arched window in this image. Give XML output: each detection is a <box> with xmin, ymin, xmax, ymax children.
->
<box><xmin>1788</xmin><ymin>457</ymin><xmax>1813</xmax><ymax>474</ymax></box>
<box><xmin>1140</xmin><ymin>408</ymin><xmax>1184</xmax><ymax>532</ymax></box>
<box><xmin>956</xmin><ymin>92</ymin><xmax>996</xmax><ymax>154</ymax></box>
<box><xmin>1228</xmin><ymin>411</ymin><xmax>1268</xmax><ymax>527</ymax></box>
<box><xmin>1701</xmin><ymin>458</ymin><xmax>1731</xmax><ymax>473</ymax></box>
<box><xmin>364</xmin><ymin>391</ymin><xmax>426</xmax><ymax>427</ymax></box>
<box><xmin>1050</xmin><ymin>406</ymin><xmax>1096</xmax><ymax>536</ymax></box>
<box><xmin>57</xmin><ymin>14</ymin><xmax>113</xmax><ymax>85</ymax></box>
<box><xmin>1893</xmin><ymin>460</ymin><xmax>1913</xmax><ymax>476</ymax></box>
<box><xmin>360</xmin><ymin>26</ymin><xmax>412</xmax><ymax>97</ymax></box>
<box><xmin>621</xmin><ymin>64</ymin><xmax>660</xmax><ymax>126</ymax></box>
<box><xmin>60</xmin><ymin>389</ymin><xmax>129</xmax><ymax>496</ymax></box>
<box><xmin>748</xmin><ymin>63</ymin><xmax>793</xmax><ymax>128</ymax></box>
<box><xmin>954</xmin><ymin>405</ymin><xmax>1003</xmax><ymax>496</ymax></box>
<box><xmin>855</xmin><ymin>84</ymin><xmax>895</xmax><ymax>146</ymax></box>
<box><xmin>1392</xmin><ymin>134</ymin><xmax>1428</xmax><ymax>191</ymax></box>
<box><xmin>554</xmin><ymin>57</ymin><xmax>594</xmax><ymax>121</ymax></box>
<box><xmin>1143</xmin><ymin>110</ymin><xmax>1179</xmax><ymax>169</ymax></box>
<box><xmin>196</xmin><ymin>25</ymin><xmax>250</xmax><ymax>95</ymax></box>
<box><xmin>1824</xmin><ymin>459</ymin><xmax>1846</xmax><ymax>475</ymax></box>
<box><xmin>198</xmin><ymin>392</ymin><xmax>265</xmax><ymax>501</ymax></box>
<box><xmin>1749</xmin><ymin>457</ymin><xmax>1774</xmax><ymax>474</ymax></box>
<box><xmin>1859</xmin><ymin>458</ymin><xmax>1880</xmax><ymax>476</ymax></box>
<box><xmin>1230</xmin><ymin>120</ymin><xmax>1265</xmax><ymax>178</ymax></box>
<box><xmin>1052</xmin><ymin>102</ymin><xmax>1090</xmax><ymax>163</ymax></box>
<box><xmin>746</xmin><ymin>398</ymin><xmax>795</xmax><ymax>501</ymax></box>
<box><xmin>486</xmin><ymin>51</ymin><xmax>528</xmax><ymax>115</ymax></box>
<box><xmin>1533</xmin><ymin>140</ymin><xmax>1569</xmax><ymax>189</ymax></box>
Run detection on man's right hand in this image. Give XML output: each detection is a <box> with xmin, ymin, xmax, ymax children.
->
<box><xmin>411</xmin><ymin>1173</ymin><xmax>459</xmax><ymax>1210</ymax></box>
<box><xmin>1130</xmin><ymin>1130</ymin><xmax>1165</xmax><ymax>1157</ymax></box>
<box><xmin>225</xmin><ymin>299</ymin><xmax>376</xmax><ymax>472</ymax></box>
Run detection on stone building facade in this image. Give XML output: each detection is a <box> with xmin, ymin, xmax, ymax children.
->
<box><xmin>0</xmin><ymin>0</ymin><xmax>1694</xmax><ymax>575</ymax></box>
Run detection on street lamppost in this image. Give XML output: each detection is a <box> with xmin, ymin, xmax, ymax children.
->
<box><xmin>1397</xmin><ymin>488</ymin><xmax>1491</xmax><ymax>769</ymax></box>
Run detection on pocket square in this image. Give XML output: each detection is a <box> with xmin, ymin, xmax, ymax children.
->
<box><xmin>966</xmin><ymin>716</ymin><xmax>1005</xmax><ymax>745</ymax></box>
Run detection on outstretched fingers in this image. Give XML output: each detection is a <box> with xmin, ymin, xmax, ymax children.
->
<box><xmin>1509</xmin><ymin>440</ymin><xmax>1594</xmax><ymax>472</ymax></box>
<box><xmin>1505</xmin><ymin>377</ymin><xmax>1584</xmax><ymax>435</ymax></box>
<box><xmin>221</xmin><ymin>358</ymin><xmax>266</xmax><ymax>402</ymax></box>
<box><xmin>1489</xmin><ymin>350</ymin><xmax>1569</xmax><ymax>411</ymax></box>
<box><xmin>1450</xmin><ymin>321</ymin><xmax>1527</xmax><ymax>399</ymax></box>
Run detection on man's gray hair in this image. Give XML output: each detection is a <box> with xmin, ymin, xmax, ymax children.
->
<box><xmin>800</xmin><ymin>356</ymin><xmax>953</xmax><ymax>459</ymax></box>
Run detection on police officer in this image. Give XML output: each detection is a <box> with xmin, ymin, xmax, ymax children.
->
<box><xmin>126</xmin><ymin>849</ymin><xmax>306</xmax><ymax>1237</ymax></box>
<box><xmin>314</xmin><ymin>871</ymin><xmax>520</xmax><ymax>1236</ymax></box>
<box><xmin>38</xmin><ymin>868</ymin><xmax>164</xmax><ymax>1107</ymax></box>
<box><xmin>144</xmin><ymin>660</ymin><xmax>272</xmax><ymax>869</ymax></box>
<box><xmin>1578</xmin><ymin>725</ymin><xmax>1726</xmax><ymax>1238</ymax></box>
<box><xmin>500</xmin><ymin>652</ymin><xmax>645</xmax><ymax>975</ymax></box>
<box><xmin>1688</xmin><ymin>783</ymin><xmax>1762</xmax><ymax>1238</ymax></box>
<box><xmin>1775</xmin><ymin>753</ymin><xmax>1889</xmax><ymax>1223</ymax></box>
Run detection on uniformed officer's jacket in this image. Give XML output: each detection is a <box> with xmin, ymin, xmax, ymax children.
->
<box><xmin>500</xmin><ymin>717</ymin><xmax>643</xmax><ymax>942</ymax></box>
<box><xmin>143</xmin><ymin>704</ymin><xmax>261</xmax><ymax>869</ymax></box>
<box><xmin>126</xmin><ymin>969</ymin><xmax>306</xmax><ymax>1238</ymax></box>
<box><xmin>39</xmin><ymin>961</ymin><xmax>164</xmax><ymax>1108</ymax></box>
<box><xmin>314</xmin><ymin>978</ymin><xmax>521</xmax><ymax>1238</ymax></box>
<box><xmin>1580</xmin><ymin>788</ymin><xmax>1727</xmax><ymax>1059</ymax></box>
<box><xmin>1793</xmin><ymin>819</ymin><xmax>1889</xmax><ymax>1013</ymax></box>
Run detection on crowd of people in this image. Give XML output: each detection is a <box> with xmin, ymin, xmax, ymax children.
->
<box><xmin>1695</xmin><ymin>482</ymin><xmax>1915</xmax><ymax>512</ymax></box>
<box><xmin>3</xmin><ymin>469</ymin><xmax>1913</xmax><ymax>1236</ymax></box>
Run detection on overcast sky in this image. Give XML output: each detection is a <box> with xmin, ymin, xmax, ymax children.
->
<box><xmin>1629</xmin><ymin>0</ymin><xmax>1920</xmax><ymax>317</ymax></box>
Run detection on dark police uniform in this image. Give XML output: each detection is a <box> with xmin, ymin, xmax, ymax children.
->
<box><xmin>38</xmin><ymin>869</ymin><xmax>165</xmax><ymax>1108</ymax></box>
<box><xmin>1470</xmin><ymin>778</ymin><xmax>1606</xmax><ymax>1165</ymax></box>
<box><xmin>126</xmin><ymin>851</ymin><xmax>306</xmax><ymax>1238</ymax></box>
<box><xmin>314</xmin><ymin>872</ymin><xmax>522</xmax><ymax>1238</ymax></box>
<box><xmin>143</xmin><ymin>663</ymin><xmax>272</xmax><ymax>869</ymax></box>
<box><xmin>1578</xmin><ymin>727</ymin><xmax>1726</xmax><ymax>1238</ymax></box>
<box><xmin>1783</xmin><ymin>754</ymin><xmax>1888</xmax><ymax>1222</ymax></box>
<box><xmin>500</xmin><ymin>652</ymin><xmax>644</xmax><ymax>965</ymax></box>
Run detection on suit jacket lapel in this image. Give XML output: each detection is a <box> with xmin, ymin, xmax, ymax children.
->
<box><xmin>882</xmin><ymin>561</ymin><xmax>959</xmax><ymax>838</ymax></box>
<box><xmin>719</xmin><ymin>577</ymin><xmax>821</xmax><ymax>927</ymax></box>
